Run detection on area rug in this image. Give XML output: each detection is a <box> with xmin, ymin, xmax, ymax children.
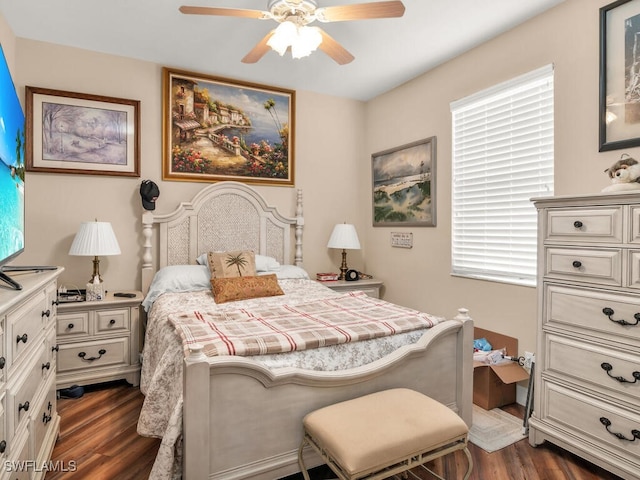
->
<box><xmin>468</xmin><ymin>404</ymin><xmax>527</xmax><ymax>452</ymax></box>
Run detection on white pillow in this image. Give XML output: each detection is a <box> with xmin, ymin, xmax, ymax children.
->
<box><xmin>258</xmin><ymin>265</ymin><xmax>309</xmax><ymax>279</ymax></box>
<box><xmin>142</xmin><ymin>265</ymin><xmax>211</xmax><ymax>312</ymax></box>
<box><xmin>196</xmin><ymin>252</ymin><xmax>281</xmax><ymax>272</ymax></box>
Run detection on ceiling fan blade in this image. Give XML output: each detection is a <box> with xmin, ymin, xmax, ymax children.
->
<box><xmin>241</xmin><ymin>32</ymin><xmax>275</xmax><ymax>64</ymax></box>
<box><xmin>316</xmin><ymin>1</ymin><xmax>405</xmax><ymax>22</ymax></box>
<box><xmin>318</xmin><ymin>29</ymin><xmax>354</xmax><ymax>65</ymax></box>
<box><xmin>179</xmin><ymin>6</ymin><xmax>267</xmax><ymax>19</ymax></box>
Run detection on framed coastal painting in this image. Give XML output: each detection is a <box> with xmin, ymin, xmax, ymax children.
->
<box><xmin>372</xmin><ymin>136</ymin><xmax>436</xmax><ymax>227</ymax></box>
<box><xmin>25</xmin><ymin>86</ymin><xmax>140</xmax><ymax>176</ymax></box>
<box><xmin>162</xmin><ymin>67</ymin><xmax>295</xmax><ymax>186</ymax></box>
<box><xmin>599</xmin><ymin>0</ymin><xmax>640</xmax><ymax>151</ymax></box>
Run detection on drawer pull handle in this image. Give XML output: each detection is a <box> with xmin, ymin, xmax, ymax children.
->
<box><xmin>42</xmin><ymin>362</ymin><xmax>51</xmax><ymax>371</ymax></box>
<box><xmin>52</xmin><ymin>299</ymin><xmax>59</xmax><ymax>306</ymax></box>
<box><xmin>602</xmin><ymin>307</ymin><xmax>640</xmax><ymax>326</ymax></box>
<box><xmin>78</xmin><ymin>349</ymin><xmax>106</xmax><ymax>362</ymax></box>
<box><xmin>0</xmin><ymin>357</ymin><xmax>5</xmax><ymax>370</ymax></box>
<box><xmin>573</xmin><ymin>220</ymin><xmax>583</xmax><ymax>228</ymax></box>
<box><xmin>600</xmin><ymin>417</ymin><xmax>640</xmax><ymax>441</ymax></box>
<box><xmin>67</xmin><ymin>323</ymin><xmax>75</xmax><ymax>329</ymax></box>
<box><xmin>18</xmin><ymin>401</ymin><xmax>30</xmax><ymax>413</ymax></box>
<box><xmin>109</xmin><ymin>319</ymin><xmax>116</xmax><ymax>325</ymax></box>
<box><xmin>0</xmin><ymin>440</ymin><xmax>5</xmax><ymax>454</ymax></box>
<box><xmin>16</xmin><ymin>333</ymin><xmax>28</xmax><ymax>344</ymax></box>
<box><xmin>42</xmin><ymin>412</ymin><xmax>52</xmax><ymax>424</ymax></box>
<box><xmin>42</xmin><ymin>309</ymin><xmax>51</xmax><ymax>318</ymax></box>
<box><xmin>601</xmin><ymin>362</ymin><xmax>640</xmax><ymax>383</ymax></box>
<box><xmin>572</xmin><ymin>260</ymin><xmax>582</xmax><ymax>268</ymax></box>
<box><xmin>52</xmin><ymin>345</ymin><xmax>59</xmax><ymax>353</ymax></box>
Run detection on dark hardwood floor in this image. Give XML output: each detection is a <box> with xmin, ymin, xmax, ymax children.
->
<box><xmin>46</xmin><ymin>382</ymin><xmax>623</xmax><ymax>480</ymax></box>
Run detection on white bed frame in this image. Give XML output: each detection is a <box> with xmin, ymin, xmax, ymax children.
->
<box><xmin>141</xmin><ymin>181</ymin><xmax>473</xmax><ymax>480</ymax></box>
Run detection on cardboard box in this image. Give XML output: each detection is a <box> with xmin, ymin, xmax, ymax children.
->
<box><xmin>473</xmin><ymin>327</ymin><xmax>530</xmax><ymax>410</ymax></box>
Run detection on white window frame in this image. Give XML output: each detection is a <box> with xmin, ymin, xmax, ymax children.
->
<box><xmin>450</xmin><ymin>64</ymin><xmax>554</xmax><ymax>287</ymax></box>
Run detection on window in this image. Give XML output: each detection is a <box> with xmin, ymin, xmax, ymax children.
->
<box><xmin>450</xmin><ymin>64</ymin><xmax>554</xmax><ymax>287</ymax></box>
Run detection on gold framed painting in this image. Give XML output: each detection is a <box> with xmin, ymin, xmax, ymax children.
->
<box><xmin>25</xmin><ymin>86</ymin><xmax>140</xmax><ymax>176</ymax></box>
<box><xmin>162</xmin><ymin>67</ymin><xmax>295</xmax><ymax>186</ymax></box>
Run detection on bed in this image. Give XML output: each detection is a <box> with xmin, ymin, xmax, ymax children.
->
<box><xmin>137</xmin><ymin>181</ymin><xmax>473</xmax><ymax>480</ymax></box>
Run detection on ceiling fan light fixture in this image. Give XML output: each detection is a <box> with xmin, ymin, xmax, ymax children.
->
<box><xmin>267</xmin><ymin>21</ymin><xmax>322</xmax><ymax>58</ymax></box>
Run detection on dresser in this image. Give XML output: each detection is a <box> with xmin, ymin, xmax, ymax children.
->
<box><xmin>530</xmin><ymin>193</ymin><xmax>640</xmax><ymax>480</ymax></box>
<box><xmin>56</xmin><ymin>291</ymin><xmax>142</xmax><ymax>389</ymax></box>
<box><xmin>319</xmin><ymin>278</ymin><xmax>383</xmax><ymax>298</ymax></box>
<box><xmin>0</xmin><ymin>268</ymin><xmax>62</xmax><ymax>480</ymax></box>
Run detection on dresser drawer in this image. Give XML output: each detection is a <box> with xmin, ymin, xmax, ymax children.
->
<box><xmin>57</xmin><ymin>337</ymin><xmax>129</xmax><ymax>374</ymax></box>
<box><xmin>545</xmin><ymin>284</ymin><xmax>640</xmax><ymax>343</ymax></box>
<box><xmin>631</xmin><ymin>250</ymin><xmax>640</xmax><ymax>289</ymax></box>
<box><xmin>545</xmin><ymin>247</ymin><xmax>622</xmax><ymax>286</ymax></box>
<box><xmin>544</xmin><ymin>383</ymin><xmax>640</xmax><ymax>463</ymax></box>
<box><xmin>8</xmin><ymin>353</ymin><xmax>47</xmax><ymax>440</ymax></box>
<box><xmin>95</xmin><ymin>308</ymin><xmax>129</xmax><ymax>334</ymax></box>
<box><xmin>546</xmin><ymin>334</ymin><xmax>640</xmax><ymax>402</ymax></box>
<box><xmin>7</xmin><ymin>291</ymin><xmax>48</xmax><ymax>369</ymax></box>
<box><xmin>631</xmin><ymin>205</ymin><xmax>640</xmax><ymax>244</ymax></box>
<box><xmin>32</xmin><ymin>376</ymin><xmax>56</xmax><ymax>465</ymax></box>
<box><xmin>56</xmin><ymin>312</ymin><xmax>89</xmax><ymax>339</ymax></box>
<box><xmin>545</xmin><ymin>207</ymin><xmax>623</xmax><ymax>243</ymax></box>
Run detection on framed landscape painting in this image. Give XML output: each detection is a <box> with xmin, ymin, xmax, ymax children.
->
<box><xmin>162</xmin><ymin>67</ymin><xmax>295</xmax><ymax>186</ymax></box>
<box><xmin>25</xmin><ymin>86</ymin><xmax>140</xmax><ymax>176</ymax></box>
<box><xmin>372</xmin><ymin>137</ymin><xmax>436</xmax><ymax>227</ymax></box>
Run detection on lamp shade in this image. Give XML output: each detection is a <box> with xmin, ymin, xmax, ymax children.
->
<box><xmin>69</xmin><ymin>221</ymin><xmax>121</xmax><ymax>256</ymax></box>
<box><xmin>327</xmin><ymin>223</ymin><xmax>361</xmax><ymax>250</ymax></box>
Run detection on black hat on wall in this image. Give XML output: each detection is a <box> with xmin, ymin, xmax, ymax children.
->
<box><xmin>140</xmin><ymin>180</ymin><xmax>160</xmax><ymax>210</ymax></box>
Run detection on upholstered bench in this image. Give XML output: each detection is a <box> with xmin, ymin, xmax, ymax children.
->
<box><xmin>298</xmin><ymin>388</ymin><xmax>472</xmax><ymax>480</ymax></box>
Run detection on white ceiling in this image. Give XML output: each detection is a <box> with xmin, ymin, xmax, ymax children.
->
<box><xmin>0</xmin><ymin>0</ymin><xmax>564</xmax><ymax>101</ymax></box>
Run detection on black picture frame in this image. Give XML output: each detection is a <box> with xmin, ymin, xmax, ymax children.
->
<box><xmin>599</xmin><ymin>0</ymin><xmax>640</xmax><ymax>151</ymax></box>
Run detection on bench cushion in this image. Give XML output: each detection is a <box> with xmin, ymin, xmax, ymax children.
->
<box><xmin>302</xmin><ymin>388</ymin><xmax>468</xmax><ymax>477</ymax></box>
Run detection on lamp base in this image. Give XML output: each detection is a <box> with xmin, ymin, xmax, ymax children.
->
<box><xmin>338</xmin><ymin>249</ymin><xmax>349</xmax><ymax>281</ymax></box>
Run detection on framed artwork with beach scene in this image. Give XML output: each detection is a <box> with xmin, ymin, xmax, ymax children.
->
<box><xmin>162</xmin><ymin>67</ymin><xmax>295</xmax><ymax>186</ymax></box>
<box><xmin>372</xmin><ymin>137</ymin><xmax>436</xmax><ymax>227</ymax></box>
<box><xmin>25</xmin><ymin>86</ymin><xmax>140</xmax><ymax>176</ymax></box>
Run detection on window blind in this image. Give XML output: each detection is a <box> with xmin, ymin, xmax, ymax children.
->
<box><xmin>450</xmin><ymin>64</ymin><xmax>554</xmax><ymax>286</ymax></box>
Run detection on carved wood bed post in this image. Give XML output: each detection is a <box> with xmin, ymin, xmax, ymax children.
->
<box><xmin>142</xmin><ymin>211</ymin><xmax>154</xmax><ymax>294</ymax></box>
<box><xmin>184</xmin><ymin>344</ymin><xmax>210</xmax><ymax>480</ymax></box>
<box><xmin>454</xmin><ymin>307</ymin><xmax>473</xmax><ymax>427</ymax></box>
<box><xmin>295</xmin><ymin>189</ymin><xmax>303</xmax><ymax>267</ymax></box>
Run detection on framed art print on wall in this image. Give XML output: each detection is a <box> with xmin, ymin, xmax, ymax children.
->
<box><xmin>600</xmin><ymin>0</ymin><xmax>640</xmax><ymax>151</ymax></box>
<box><xmin>162</xmin><ymin>67</ymin><xmax>295</xmax><ymax>186</ymax></box>
<box><xmin>25</xmin><ymin>86</ymin><xmax>140</xmax><ymax>176</ymax></box>
<box><xmin>372</xmin><ymin>136</ymin><xmax>436</xmax><ymax>227</ymax></box>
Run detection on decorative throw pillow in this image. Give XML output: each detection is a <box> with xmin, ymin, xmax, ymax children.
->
<box><xmin>210</xmin><ymin>274</ymin><xmax>284</xmax><ymax>304</ymax></box>
<box><xmin>207</xmin><ymin>250</ymin><xmax>257</xmax><ymax>278</ymax></box>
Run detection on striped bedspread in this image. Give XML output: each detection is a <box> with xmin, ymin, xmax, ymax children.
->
<box><xmin>169</xmin><ymin>291</ymin><xmax>441</xmax><ymax>357</ymax></box>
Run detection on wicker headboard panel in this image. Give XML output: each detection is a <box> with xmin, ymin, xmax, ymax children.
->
<box><xmin>141</xmin><ymin>181</ymin><xmax>303</xmax><ymax>293</ymax></box>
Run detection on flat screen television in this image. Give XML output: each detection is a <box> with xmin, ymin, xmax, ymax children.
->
<box><xmin>0</xmin><ymin>43</ymin><xmax>26</xmax><ymax>290</ymax></box>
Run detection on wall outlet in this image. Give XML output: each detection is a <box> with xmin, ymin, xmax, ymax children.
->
<box><xmin>523</xmin><ymin>351</ymin><xmax>535</xmax><ymax>371</ymax></box>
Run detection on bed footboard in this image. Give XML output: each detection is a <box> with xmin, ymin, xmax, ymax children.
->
<box><xmin>182</xmin><ymin>308</ymin><xmax>473</xmax><ymax>480</ymax></box>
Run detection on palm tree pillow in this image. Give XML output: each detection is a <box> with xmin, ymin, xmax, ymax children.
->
<box><xmin>207</xmin><ymin>250</ymin><xmax>257</xmax><ymax>278</ymax></box>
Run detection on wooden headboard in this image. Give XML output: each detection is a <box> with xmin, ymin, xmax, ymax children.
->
<box><xmin>141</xmin><ymin>181</ymin><xmax>304</xmax><ymax>293</ymax></box>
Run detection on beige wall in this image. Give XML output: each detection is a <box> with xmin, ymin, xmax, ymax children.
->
<box><xmin>2</xmin><ymin>0</ymin><xmax>631</xmax><ymax>355</ymax></box>
<box><xmin>363</xmin><ymin>0</ymin><xmax>633</xmax><ymax>353</ymax></box>
<box><xmin>7</xmin><ymin>34</ymin><xmax>366</xmax><ymax>293</ymax></box>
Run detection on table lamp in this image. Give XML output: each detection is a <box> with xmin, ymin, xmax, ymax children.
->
<box><xmin>327</xmin><ymin>223</ymin><xmax>360</xmax><ymax>280</ymax></box>
<box><xmin>69</xmin><ymin>220</ymin><xmax>121</xmax><ymax>286</ymax></box>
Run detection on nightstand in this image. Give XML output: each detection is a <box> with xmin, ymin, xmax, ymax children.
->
<box><xmin>319</xmin><ymin>278</ymin><xmax>384</xmax><ymax>298</ymax></box>
<box><xmin>55</xmin><ymin>290</ymin><xmax>142</xmax><ymax>389</ymax></box>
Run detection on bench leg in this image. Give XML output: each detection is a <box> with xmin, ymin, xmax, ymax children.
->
<box><xmin>297</xmin><ymin>436</ymin><xmax>312</xmax><ymax>480</ymax></box>
<box><xmin>463</xmin><ymin>446</ymin><xmax>473</xmax><ymax>480</ymax></box>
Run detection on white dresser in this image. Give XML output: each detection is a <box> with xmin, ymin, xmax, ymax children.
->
<box><xmin>0</xmin><ymin>268</ymin><xmax>62</xmax><ymax>480</ymax></box>
<box><xmin>530</xmin><ymin>193</ymin><xmax>640</xmax><ymax>480</ymax></box>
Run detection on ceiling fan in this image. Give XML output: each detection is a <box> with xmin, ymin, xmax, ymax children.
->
<box><xmin>179</xmin><ymin>0</ymin><xmax>405</xmax><ymax>65</ymax></box>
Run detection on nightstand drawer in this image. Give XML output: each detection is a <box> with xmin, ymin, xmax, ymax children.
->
<box><xmin>545</xmin><ymin>247</ymin><xmax>622</xmax><ymax>286</ymax></box>
<box><xmin>95</xmin><ymin>308</ymin><xmax>129</xmax><ymax>334</ymax></box>
<box><xmin>56</xmin><ymin>312</ymin><xmax>89</xmax><ymax>338</ymax></box>
<box><xmin>58</xmin><ymin>338</ymin><xmax>129</xmax><ymax>374</ymax></box>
